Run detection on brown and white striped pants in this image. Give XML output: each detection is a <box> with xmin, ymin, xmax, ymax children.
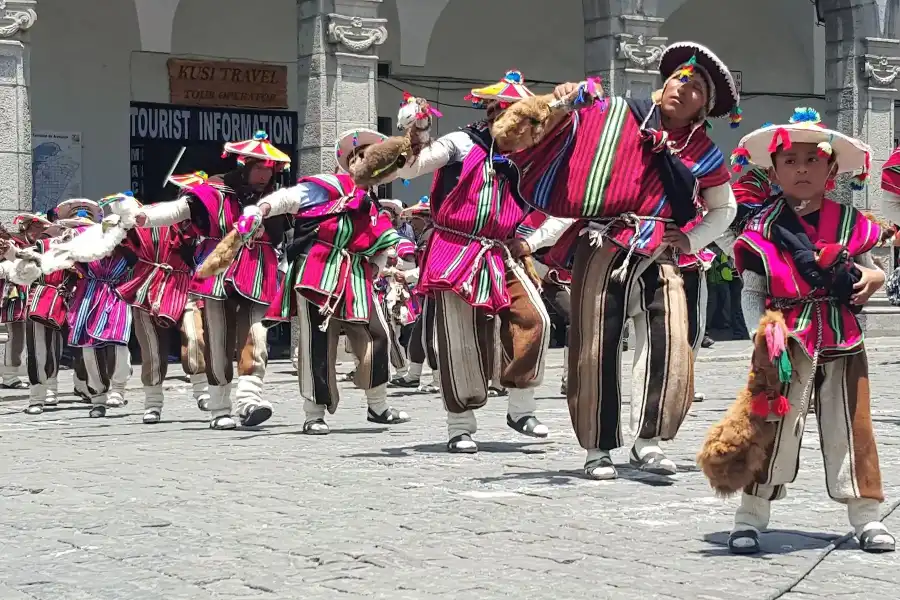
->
<box><xmin>200</xmin><ymin>296</ymin><xmax>269</xmax><ymax>417</ymax></box>
<box><xmin>435</xmin><ymin>263</ymin><xmax>550</xmax><ymax>414</ymax></box>
<box><xmin>568</xmin><ymin>239</ymin><xmax>694</xmax><ymax>451</ymax></box>
<box><xmin>132</xmin><ymin>298</ymin><xmax>206</xmax><ymax>386</ymax></box>
<box><xmin>296</xmin><ymin>293</ymin><xmax>390</xmax><ymax>413</ymax></box>
<box><xmin>408</xmin><ymin>297</ymin><xmax>438</xmax><ymax>370</ymax></box>
<box><xmin>745</xmin><ymin>347</ymin><xmax>882</xmax><ymax>503</ymax></box>
<box><xmin>26</xmin><ymin>320</ymin><xmax>62</xmax><ymax>404</ymax></box>
<box><xmin>2</xmin><ymin>321</ymin><xmax>25</xmax><ymax>381</ymax></box>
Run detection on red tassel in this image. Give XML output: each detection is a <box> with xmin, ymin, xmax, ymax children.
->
<box><xmin>825</xmin><ymin>179</ymin><xmax>836</xmax><ymax>191</ymax></box>
<box><xmin>771</xmin><ymin>395</ymin><xmax>790</xmax><ymax>417</ymax></box>
<box><xmin>751</xmin><ymin>393</ymin><xmax>770</xmax><ymax>417</ymax></box>
<box><xmin>767</xmin><ymin>128</ymin><xmax>792</xmax><ymax>153</ymax></box>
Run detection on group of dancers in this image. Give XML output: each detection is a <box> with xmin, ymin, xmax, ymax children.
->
<box><xmin>3</xmin><ymin>39</ymin><xmax>900</xmax><ymax>554</ymax></box>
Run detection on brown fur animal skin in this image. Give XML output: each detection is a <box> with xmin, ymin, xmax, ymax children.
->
<box><xmin>696</xmin><ymin>311</ymin><xmax>788</xmax><ymax>497</ymax></box>
<box><xmin>490</xmin><ymin>94</ymin><xmax>555</xmax><ymax>153</ymax></box>
<box><xmin>195</xmin><ymin>229</ymin><xmax>242</xmax><ymax>279</ymax></box>
<box><xmin>348</xmin><ymin>135</ymin><xmax>412</xmax><ymax>188</ymax></box>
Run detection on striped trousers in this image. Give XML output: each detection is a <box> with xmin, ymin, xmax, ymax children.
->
<box><xmin>568</xmin><ymin>239</ymin><xmax>694</xmax><ymax>451</ymax></box>
<box><xmin>746</xmin><ymin>348</ymin><xmax>882</xmax><ymax>503</ymax></box>
<box><xmin>1</xmin><ymin>321</ymin><xmax>26</xmax><ymax>383</ymax></box>
<box><xmin>296</xmin><ymin>293</ymin><xmax>391</xmax><ymax>413</ymax></box>
<box><xmin>132</xmin><ymin>297</ymin><xmax>208</xmax><ymax>409</ymax></box>
<box><xmin>200</xmin><ymin>296</ymin><xmax>269</xmax><ymax>418</ymax></box>
<box><xmin>26</xmin><ymin>320</ymin><xmax>62</xmax><ymax>405</ymax></box>
<box><xmin>434</xmin><ymin>263</ymin><xmax>550</xmax><ymax>414</ymax></box>
<box><xmin>82</xmin><ymin>344</ymin><xmax>131</xmax><ymax>405</ymax></box>
<box><xmin>408</xmin><ymin>298</ymin><xmax>438</xmax><ymax>370</ymax></box>
<box><xmin>683</xmin><ymin>267</ymin><xmax>709</xmax><ymax>358</ymax></box>
<box><xmin>382</xmin><ymin>295</ymin><xmax>408</xmax><ymax>376</ymax></box>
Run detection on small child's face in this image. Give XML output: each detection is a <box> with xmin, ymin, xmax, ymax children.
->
<box><xmin>769</xmin><ymin>142</ymin><xmax>834</xmax><ymax>199</ymax></box>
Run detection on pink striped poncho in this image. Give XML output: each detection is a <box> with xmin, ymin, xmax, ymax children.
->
<box><xmin>0</xmin><ymin>238</ymin><xmax>27</xmax><ymax>324</ymax></box>
<box><xmin>67</xmin><ymin>230</ymin><xmax>132</xmax><ymax>347</ymax></box>
<box><xmin>118</xmin><ymin>226</ymin><xmax>192</xmax><ymax>326</ymax></box>
<box><xmin>264</xmin><ymin>174</ymin><xmax>405</xmax><ymax>326</ymax></box>
<box><xmin>27</xmin><ymin>238</ymin><xmax>76</xmax><ymax>330</ymax></box>
<box><xmin>189</xmin><ymin>184</ymin><xmax>280</xmax><ymax>305</ymax></box>
<box><xmin>506</xmin><ymin>97</ymin><xmax>731</xmax><ymax>268</ymax></box>
<box><xmin>733</xmin><ymin>197</ymin><xmax>883</xmax><ymax>359</ymax></box>
<box><xmin>420</xmin><ymin>139</ymin><xmax>528</xmax><ymax>312</ymax></box>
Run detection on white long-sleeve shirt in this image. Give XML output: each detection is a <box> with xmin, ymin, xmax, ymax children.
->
<box><xmin>525</xmin><ymin>216</ymin><xmax>575</xmax><ymax>253</ymax></box>
<box><xmin>685</xmin><ymin>184</ymin><xmax>737</xmax><ymax>254</ymax></box>
<box><xmin>258</xmin><ymin>183</ymin><xmax>331</xmax><ymax>216</ymax></box>
<box><xmin>882</xmin><ymin>190</ymin><xmax>900</xmax><ymax>225</ymax></box>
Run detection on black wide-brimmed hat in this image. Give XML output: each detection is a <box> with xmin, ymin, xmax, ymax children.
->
<box><xmin>659</xmin><ymin>42</ymin><xmax>741</xmax><ymax>124</ymax></box>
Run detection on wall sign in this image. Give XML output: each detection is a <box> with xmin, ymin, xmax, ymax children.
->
<box><xmin>33</xmin><ymin>132</ymin><xmax>82</xmax><ymax>214</ymax></box>
<box><xmin>129</xmin><ymin>102</ymin><xmax>297</xmax><ymax>203</ymax></box>
<box><xmin>167</xmin><ymin>58</ymin><xmax>289</xmax><ymax>109</ymax></box>
<box><xmin>731</xmin><ymin>70</ymin><xmax>742</xmax><ymax>94</ymax></box>
<box><xmin>130</xmin><ymin>102</ymin><xmax>296</xmax><ymax>145</ymax></box>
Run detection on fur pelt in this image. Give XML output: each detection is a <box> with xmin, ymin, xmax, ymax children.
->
<box><xmin>108</xmin><ymin>194</ymin><xmax>141</xmax><ymax>230</ymax></box>
<box><xmin>348</xmin><ymin>134</ymin><xmax>413</xmax><ymax>189</ymax></box>
<box><xmin>10</xmin><ymin>256</ymin><xmax>42</xmax><ymax>286</ymax></box>
<box><xmin>696</xmin><ymin>311</ymin><xmax>788</xmax><ymax>497</ymax></box>
<box><xmin>520</xmin><ymin>256</ymin><xmax>543</xmax><ymax>290</ymax></box>
<box><xmin>37</xmin><ymin>218</ymin><xmax>129</xmax><ymax>275</ymax></box>
<box><xmin>490</xmin><ymin>93</ymin><xmax>556</xmax><ymax>153</ymax></box>
<box><xmin>195</xmin><ymin>229</ymin><xmax>241</xmax><ymax>279</ymax></box>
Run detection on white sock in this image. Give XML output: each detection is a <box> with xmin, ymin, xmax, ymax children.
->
<box><xmin>29</xmin><ymin>383</ymin><xmax>47</xmax><ymax>406</ymax></box>
<box><xmin>190</xmin><ymin>373</ymin><xmax>209</xmax><ymax>400</ymax></box>
<box><xmin>365</xmin><ymin>383</ymin><xmax>389</xmax><ymax>415</ymax></box>
<box><xmin>144</xmin><ymin>384</ymin><xmax>164</xmax><ymax>410</ymax></box>
<box><xmin>303</xmin><ymin>398</ymin><xmax>327</xmax><ymax>421</ymax></box>
<box><xmin>506</xmin><ymin>388</ymin><xmax>537</xmax><ymax>421</ymax></box>
<box><xmin>848</xmin><ymin>498</ymin><xmax>882</xmax><ymax>533</ymax></box>
<box><xmin>447</xmin><ymin>410</ymin><xmax>477</xmax><ymax>439</ymax></box>
<box><xmin>734</xmin><ymin>493</ymin><xmax>771</xmax><ymax>531</ymax></box>
<box><xmin>406</xmin><ymin>362</ymin><xmax>423</xmax><ymax>381</ymax></box>
<box><xmin>206</xmin><ymin>384</ymin><xmax>232</xmax><ymax>418</ymax></box>
<box><xmin>633</xmin><ymin>437</ymin><xmax>665</xmax><ymax>459</ymax></box>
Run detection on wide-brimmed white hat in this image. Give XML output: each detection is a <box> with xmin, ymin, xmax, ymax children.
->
<box><xmin>659</xmin><ymin>42</ymin><xmax>740</xmax><ymax>123</ymax></box>
<box><xmin>732</xmin><ymin>108</ymin><xmax>871</xmax><ymax>182</ymax></box>
<box><xmin>56</xmin><ymin>198</ymin><xmax>102</xmax><ymax>222</ymax></box>
<box><xmin>379</xmin><ymin>199</ymin><xmax>404</xmax><ymax>215</ymax></box>
<box><xmin>334</xmin><ymin>128</ymin><xmax>388</xmax><ymax>174</ymax></box>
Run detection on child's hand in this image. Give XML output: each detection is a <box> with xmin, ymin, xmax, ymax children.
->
<box><xmin>852</xmin><ymin>266</ymin><xmax>885</xmax><ymax>305</ymax></box>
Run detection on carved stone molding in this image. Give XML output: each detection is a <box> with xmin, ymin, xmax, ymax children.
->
<box><xmin>326</xmin><ymin>13</ymin><xmax>388</xmax><ymax>53</ymax></box>
<box><xmin>616</xmin><ymin>33</ymin><xmax>666</xmax><ymax>70</ymax></box>
<box><xmin>863</xmin><ymin>55</ymin><xmax>900</xmax><ymax>88</ymax></box>
<box><xmin>0</xmin><ymin>0</ymin><xmax>37</xmax><ymax>38</ymax></box>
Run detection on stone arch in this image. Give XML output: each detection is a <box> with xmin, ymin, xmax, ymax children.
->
<box><xmin>133</xmin><ymin>0</ymin><xmax>182</xmax><ymax>53</ymax></box>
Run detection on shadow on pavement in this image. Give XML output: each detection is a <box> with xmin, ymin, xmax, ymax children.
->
<box><xmin>344</xmin><ymin>440</ymin><xmax>548</xmax><ymax>458</ymax></box>
<box><xmin>699</xmin><ymin>530</ymin><xmax>843</xmax><ymax>556</ymax></box>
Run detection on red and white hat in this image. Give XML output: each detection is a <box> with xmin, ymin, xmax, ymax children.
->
<box><xmin>222</xmin><ymin>131</ymin><xmax>291</xmax><ymax>170</ymax></box>
<box><xmin>465</xmin><ymin>70</ymin><xmax>534</xmax><ymax>106</ymax></box>
<box><xmin>401</xmin><ymin>196</ymin><xmax>431</xmax><ymax>218</ymax></box>
<box><xmin>168</xmin><ymin>171</ymin><xmax>230</xmax><ymax>191</ymax></box>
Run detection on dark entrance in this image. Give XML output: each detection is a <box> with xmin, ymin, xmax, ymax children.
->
<box><xmin>129</xmin><ymin>102</ymin><xmax>299</xmax><ymax>360</ymax></box>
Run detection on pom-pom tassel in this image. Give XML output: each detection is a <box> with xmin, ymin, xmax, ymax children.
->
<box><xmin>751</xmin><ymin>393</ymin><xmax>770</xmax><ymax>417</ymax></box>
<box><xmin>771</xmin><ymin>395</ymin><xmax>791</xmax><ymax>417</ymax></box>
<box><xmin>816</xmin><ymin>141</ymin><xmax>833</xmax><ymax>159</ymax></box>
<box><xmin>730</xmin><ymin>147</ymin><xmax>750</xmax><ymax>173</ymax></box>
<box><xmin>729</xmin><ymin>106</ymin><xmax>743</xmax><ymax>129</ymax></box>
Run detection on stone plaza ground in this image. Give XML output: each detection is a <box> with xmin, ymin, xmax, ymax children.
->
<box><xmin>1</xmin><ymin>341</ymin><xmax>899</xmax><ymax>600</ymax></box>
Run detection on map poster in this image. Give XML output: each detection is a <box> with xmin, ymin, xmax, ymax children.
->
<box><xmin>32</xmin><ymin>131</ymin><xmax>83</xmax><ymax>214</ymax></box>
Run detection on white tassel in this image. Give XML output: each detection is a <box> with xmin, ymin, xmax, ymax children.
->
<box><xmin>609</xmin><ymin>255</ymin><xmax>632</xmax><ymax>283</ymax></box>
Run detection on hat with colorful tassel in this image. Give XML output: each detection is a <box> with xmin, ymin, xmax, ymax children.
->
<box><xmin>334</xmin><ymin>128</ymin><xmax>389</xmax><ymax>174</ymax></box>
<box><xmin>222</xmin><ymin>131</ymin><xmax>291</xmax><ymax>170</ymax></box>
<box><xmin>733</xmin><ymin>107</ymin><xmax>871</xmax><ymax>184</ymax></box>
<box><xmin>465</xmin><ymin>70</ymin><xmax>534</xmax><ymax>108</ymax></box>
<box><xmin>659</xmin><ymin>42</ymin><xmax>740</xmax><ymax>125</ymax></box>
<box><xmin>167</xmin><ymin>170</ymin><xmax>231</xmax><ymax>192</ymax></box>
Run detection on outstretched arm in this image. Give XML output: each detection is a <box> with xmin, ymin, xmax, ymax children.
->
<box><xmin>258</xmin><ymin>183</ymin><xmax>331</xmax><ymax>217</ymax></box>
<box><xmin>138</xmin><ymin>197</ymin><xmax>191</xmax><ymax>227</ymax></box>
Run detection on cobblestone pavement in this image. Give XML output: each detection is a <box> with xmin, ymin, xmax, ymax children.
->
<box><xmin>1</xmin><ymin>341</ymin><xmax>899</xmax><ymax>600</ymax></box>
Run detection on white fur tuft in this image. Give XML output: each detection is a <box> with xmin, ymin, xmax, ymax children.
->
<box><xmin>109</xmin><ymin>195</ymin><xmax>141</xmax><ymax>229</ymax></box>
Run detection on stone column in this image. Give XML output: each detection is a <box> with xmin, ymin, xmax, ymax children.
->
<box><xmin>296</xmin><ymin>0</ymin><xmax>386</xmax><ymax>175</ymax></box>
<box><xmin>0</xmin><ymin>0</ymin><xmax>37</xmax><ymax>224</ymax></box>
<box><xmin>583</xmin><ymin>0</ymin><xmax>667</xmax><ymax>98</ymax></box>
<box><xmin>294</xmin><ymin>0</ymin><xmax>387</xmax><ymax>357</ymax></box>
